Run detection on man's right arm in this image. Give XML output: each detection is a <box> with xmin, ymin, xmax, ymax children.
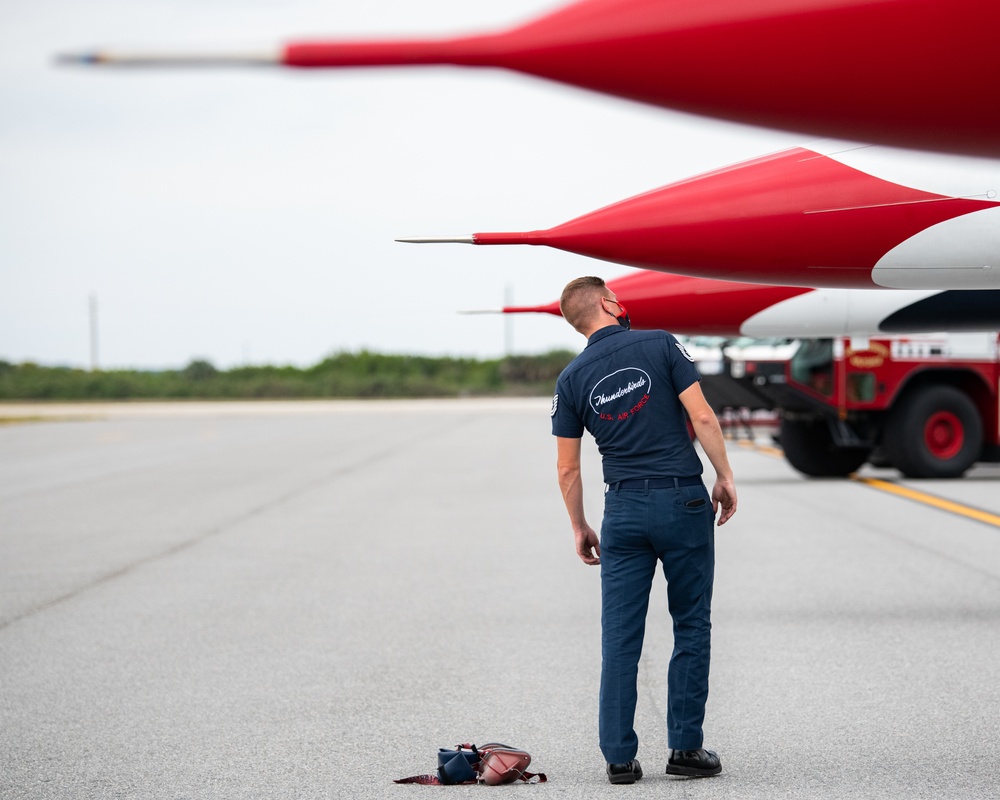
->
<box><xmin>556</xmin><ymin>436</ymin><xmax>601</xmax><ymax>565</ymax></box>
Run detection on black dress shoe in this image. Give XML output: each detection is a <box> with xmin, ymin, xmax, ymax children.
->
<box><xmin>606</xmin><ymin>759</ymin><xmax>643</xmax><ymax>784</ymax></box>
<box><xmin>665</xmin><ymin>748</ymin><xmax>722</xmax><ymax>777</ymax></box>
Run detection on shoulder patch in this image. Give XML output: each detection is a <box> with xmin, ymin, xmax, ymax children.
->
<box><xmin>550</xmin><ymin>393</ymin><xmax>559</xmax><ymax>417</ymax></box>
<box><xmin>675</xmin><ymin>341</ymin><xmax>695</xmax><ymax>362</ymax></box>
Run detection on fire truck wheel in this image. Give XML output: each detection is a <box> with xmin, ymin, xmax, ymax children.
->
<box><xmin>882</xmin><ymin>386</ymin><xmax>982</xmax><ymax>478</ymax></box>
<box><xmin>779</xmin><ymin>418</ymin><xmax>870</xmax><ymax>477</ymax></box>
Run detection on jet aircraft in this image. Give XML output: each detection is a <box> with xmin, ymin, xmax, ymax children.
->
<box><xmin>497</xmin><ymin>270</ymin><xmax>1000</xmax><ymax>338</ymax></box>
<box><xmin>61</xmin><ymin>0</ymin><xmax>1000</xmax><ymax>157</ymax></box>
<box><xmin>402</xmin><ymin>143</ymin><xmax>1000</xmax><ymax>290</ymax></box>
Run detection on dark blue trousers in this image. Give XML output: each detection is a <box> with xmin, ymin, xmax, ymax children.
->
<box><xmin>599</xmin><ymin>480</ymin><xmax>715</xmax><ymax>763</ymax></box>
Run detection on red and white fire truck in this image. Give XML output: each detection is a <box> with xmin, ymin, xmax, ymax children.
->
<box><xmin>713</xmin><ymin>332</ymin><xmax>1000</xmax><ymax>479</ymax></box>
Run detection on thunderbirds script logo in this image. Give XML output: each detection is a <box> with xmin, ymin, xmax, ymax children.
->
<box><xmin>590</xmin><ymin>367</ymin><xmax>652</xmax><ymax>421</ymax></box>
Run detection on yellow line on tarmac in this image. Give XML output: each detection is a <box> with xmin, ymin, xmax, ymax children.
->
<box><xmin>735</xmin><ymin>437</ymin><xmax>1000</xmax><ymax>528</ymax></box>
<box><xmin>853</xmin><ymin>477</ymin><xmax>1000</xmax><ymax>529</ymax></box>
<box><xmin>735</xmin><ymin>439</ymin><xmax>783</xmax><ymax>458</ymax></box>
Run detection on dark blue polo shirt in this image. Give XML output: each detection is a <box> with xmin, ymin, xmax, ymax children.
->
<box><xmin>551</xmin><ymin>326</ymin><xmax>703</xmax><ymax>483</ymax></box>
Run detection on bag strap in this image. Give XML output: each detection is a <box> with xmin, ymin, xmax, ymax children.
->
<box><xmin>393</xmin><ymin>774</ymin><xmax>476</xmax><ymax>785</ymax></box>
<box><xmin>393</xmin><ymin>774</ymin><xmax>442</xmax><ymax>785</ymax></box>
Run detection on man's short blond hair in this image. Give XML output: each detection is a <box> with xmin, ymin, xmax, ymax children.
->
<box><xmin>560</xmin><ymin>276</ymin><xmax>608</xmax><ymax>332</ymax></box>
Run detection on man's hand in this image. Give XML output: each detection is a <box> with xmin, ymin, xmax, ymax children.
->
<box><xmin>712</xmin><ymin>477</ymin><xmax>737</xmax><ymax>526</ymax></box>
<box><xmin>575</xmin><ymin>523</ymin><xmax>601</xmax><ymax>565</ymax></box>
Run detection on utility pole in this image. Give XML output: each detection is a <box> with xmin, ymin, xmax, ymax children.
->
<box><xmin>503</xmin><ymin>283</ymin><xmax>513</xmax><ymax>356</ymax></box>
<box><xmin>89</xmin><ymin>294</ymin><xmax>99</xmax><ymax>371</ymax></box>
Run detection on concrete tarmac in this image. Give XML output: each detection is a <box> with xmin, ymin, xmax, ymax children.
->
<box><xmin>1</xmin><ymin>400</ymin><xmax>999</xmax><ymax>799</ymax></box>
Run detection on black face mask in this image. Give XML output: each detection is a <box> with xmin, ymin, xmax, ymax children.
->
<box><xmin>606</xmin><ymin>299</ymin><xmax>631</xmax><ymax>330</ymax></box>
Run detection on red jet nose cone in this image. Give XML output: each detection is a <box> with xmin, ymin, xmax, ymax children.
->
<box><xmin>402</xmin><ymin>146</ymin><xmax>1000</xmax><ymax>290</ymax></box>
<box><xmin>61</xmin><ymin>0</ymin><xmax>1000</xmax><ymax>156</ymax></box>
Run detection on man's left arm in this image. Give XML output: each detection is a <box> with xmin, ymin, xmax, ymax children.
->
<box><xmin>556</xmin><ymin>436</ymin><xmax>601</xmax><ymax>565</ymax></box>
<box><xmin>679</xmin><ymin>381</ymin><xmax>738</xmax><ymax>526</ymax></box>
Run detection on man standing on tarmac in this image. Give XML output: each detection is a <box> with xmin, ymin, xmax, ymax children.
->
<box><xmin>551</xmin><ymin>276</ymin><xmax>737</xmax><ymax>785</ymax></box>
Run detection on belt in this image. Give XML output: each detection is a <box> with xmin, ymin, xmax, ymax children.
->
<box><xmin>608</xmin><ymin>476</ymin><xmax>703</xmax><ymax>491</ymax></box>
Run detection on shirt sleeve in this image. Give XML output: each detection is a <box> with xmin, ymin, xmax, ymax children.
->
<box><xmin>665</xmin><ymin>334</ymin><xmax>701</xmax><ymax>395</ymax></box>
<box><xmin>551</xmin><ymin>373</ymin><xmax>584</xmax><ymax>438</ymax></box>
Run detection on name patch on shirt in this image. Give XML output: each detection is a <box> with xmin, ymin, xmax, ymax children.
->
<box><xmin>589</xmin><ymin>367</ymin><xmax>652</xmax><ymax>421</ymax></box>
<box><xmin>675</xmin><ymin>341</ymin><xmax>695</xmax><ymax>362</ymax></box>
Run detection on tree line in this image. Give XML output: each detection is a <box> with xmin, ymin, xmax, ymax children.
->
<box><xmin>0</xmin><ymin>350</ymin><xmax>578</xmax><ymax>401</ymax></box>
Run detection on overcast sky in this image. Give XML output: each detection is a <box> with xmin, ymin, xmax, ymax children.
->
<box><xmin>0</xmin><ymin>0</ymin><xmax>804</xmax><ymax>370</ymax></box>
